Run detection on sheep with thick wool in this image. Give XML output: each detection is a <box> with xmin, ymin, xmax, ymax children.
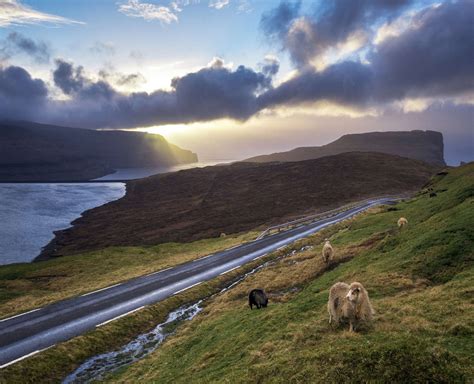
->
<box><xmin>397</xmin><ymin>217</ymin><xmax>408</xmax><ymax>228</ymax></box>
<box><xmin>322</xmin><ymin>239</ymin><xmax>334</xmax><ymax>264</ymax></box>
<box><xmin>327</xmin><ymin>282</ymin><xmax>375</xmax><ymax>332</ymax></box>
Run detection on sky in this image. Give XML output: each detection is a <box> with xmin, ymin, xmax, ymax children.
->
<box><xmin>0</xmin><ymin>0</ymin><xmax>472</xmax><ymax>164</ymax></box>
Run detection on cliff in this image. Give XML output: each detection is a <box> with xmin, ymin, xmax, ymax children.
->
<box><xmin>0</xmin><ymin>121</ymin><xmax>198</xmax><ymax>181</ymax></box>
<box><xmin>245</xmin><ymin>130</ymin><xmax>445</xmax><ymax>166</ymax></box>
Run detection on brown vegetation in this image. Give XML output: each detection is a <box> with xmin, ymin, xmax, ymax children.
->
<box><xmin>39</xmin><ymin>152</ymin><xmax>436</xmax><ymax>259</ymax></box>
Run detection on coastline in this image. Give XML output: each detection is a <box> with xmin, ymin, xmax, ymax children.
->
<box><xmin>0</xmin><ymin>182</ymin><xmax>126</xmax><ymax>265</ymax></box>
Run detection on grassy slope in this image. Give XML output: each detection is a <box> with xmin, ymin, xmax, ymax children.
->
<box><xmin>109</xmin><ymin>163</ymin><xmax>474</xmax><ymax>383</ymax></box>
<box><xmin>0</xmin><ymin>232</ymin><xmax>257</xmax><ymax>319</ymax></box>
<box><xmin>0</xmin><ymin>232</ymin><xmax>273</xmax><ymax>384</ymax></box>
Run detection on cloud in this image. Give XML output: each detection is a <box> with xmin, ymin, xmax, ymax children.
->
<box><xmin>53</xmin><ymin>59</ymin><xmax>86</xmax><ymax>95</ymax></box>
<box><xmin>237</xmin><ymin>0</ymin><xmax>252</xmax><ymax>13</ymax></box>
<box><xmin>260</xmin><ymin>1</ymin><xmax>301</xmax><ymax>42</ymax></box>
<box><xmin>98</xmin><ymin>67</ymin><xmax>146</xmax><ymax>87</ymax></box>
<box><xmin>170</xmin><ymin>64</ymin><xmax>270</xmax><ymax>121</ymax></box>
<box><xmin>260</xmin><ymin>55</ymin><xmax>280</xmax><ymax>77</ymax></box>
<box><xmin>207</xmin><ymin>56</ymin><xmax>234</xmax><ymax>70</ymax></box>
<box><xmin>0</xmin><ymin>0</ymin><xmax>83</xmax><ymax>27</ymax></box>
<box><xmin>0</xmin><ymin>65</ymin><xmax>48</xmax><ymax>121</ymax></box>
<box><xmin>89</xmin><ymin>41</ymin><xmax>116</xmax><ymax>56</ymax></box>
<box><xmin>2</xmin><ymin>32</ymin><xmax>51</xmax><ymax>63</ymax></box>
<box><xmin>209</xmin><ymin>0</ymin><xmax>230</xmax><ymax>10</ymax></box>
<box><xmin>370</xmin><ymin>2</ymin><xmax>474</xmax><ymax>101</ymax></box>
<box><xmin>118</xmin><ymin>0</ymin><xmax>178</xmax><ymax>24</ymax></box>
<box><xmin>0</xmin><ymin>58</ymin><xmax>274</xmax><ymax>128</ymax></box>
<box><xmin>1</xmin><ymin>2</ymin><xmax>471</xmax><ymax>130</ymax></box>
<box><xmin>258</xmin><ymin>1</ymin><xmax>474</xmax><ymax>111</ymax></box>
<box><xmin>258</xmin><ymin>61</ymin><xmax>373</xmax><ymax>110</ymax></box>
<box><xmin>262</xmin><ymin>0</ymin><xmax>413</xmax><ymax>67</ymax></box>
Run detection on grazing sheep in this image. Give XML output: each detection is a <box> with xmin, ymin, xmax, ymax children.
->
<box><xmin>327</xmin><ymin>282</ymin><xmax>374</xmax><ymax>332</ymax></box>
<box><xmin>249</xmin><ymin>289</ymin><xmax>268</xmax><ymax>309</ymax></box>
<box><xmin>220</xmin><ymin>232</ymin><xmax>227</xmax><ymax>238</ymax></box>
<box><xmin>397</xmin><ymin>217</ymin><xmax>408</xmax><ymax>228</ymax></box>
<box><xmin>322</xmin><ymin>239</ymin><xmax>334</xmax><ymax>264</ymax></box>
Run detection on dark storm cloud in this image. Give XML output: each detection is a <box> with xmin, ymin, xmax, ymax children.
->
<box><xmin>262</xmin><ymin>0</ymin><xmax>413</xmax><ymax>67</ymax></box>
<box><xmin>53</xmin><ymin>59</ymin><xmax>86</xmax><ymax>95</ymax></box>
<box><xmin>258</xmin><ymin>1</ymin><xmax>474</xmax><ymax>109</ymax></box>
<box><xmin>0</xmin><ymin>65</ymin><xmax>48</xmax><ymax>120</ymax></box>
<box><xmin>2</xmin><ymin>32</ymin><xmax>50</xmax><ymax>63</ymax></box>
<box><xmin>170</xmin><ymin>65</ymin><xmax>270</xmax><ymax>121</ymax></box>
<box><xmin>49</xmin><ymin>64</ymin><xmax>270</xmax><ymax>128</ymax></box>
<box><xmin>258</xmin><ymin>61</ymin><xmax>373</xmax><ymax>109</ymax></box>
<box><xmin>1</xmin><ymin>2</ymin><xmax>471</xmax><ymax>129</ymax></box>
<box><xmin>371</xmin><ymin>1</ymin><xmax>474</xmax><ymax>101</ymax></box>
<box><xmin>53</xmin><ymin>59</ymin><xmax>116</xmax><ymax>100</ymax></box>
<box><xmin>0</xmin><ymin>59</ymin><xmax>272</xmax><ymax>128</ymax></box>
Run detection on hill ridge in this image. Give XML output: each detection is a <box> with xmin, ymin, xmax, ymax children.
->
<box><xmin>245</xmin><ymin>130</ymin><xmax>445</xmax><ymax>166</ymax></box>
<box><xmin>0</xmin><ymin>121</ymin><xmax>198</xmax><ymax>181</ymax></box>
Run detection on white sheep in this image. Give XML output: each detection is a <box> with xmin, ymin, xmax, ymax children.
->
<box><xmin>397</xmin><ymin>217</ymin><xmax>408</xmax><ymax>228</ymax></box>
<box><xmin>322</xmin><ymin>239</ymin><xmax>334</xmax><ymax>264</ymax></box>
<box><xmin>327</xmin><ymin>281</ymin><xmax>375</xmax><ymax>332</ymax></box>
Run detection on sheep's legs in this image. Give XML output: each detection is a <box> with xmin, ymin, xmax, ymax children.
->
<box><xmin>328</xmin><ymin>314</ymin><xmax>332</xmax><ymax>324</ymax></box>
<box><xmin>349</xmin><ymin>322</ymin><xmax>354</xmax><ymax>332</ymax></box>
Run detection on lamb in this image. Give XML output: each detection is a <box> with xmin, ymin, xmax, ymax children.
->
<box><xmin>327</xmin><ymin>282</ymin><xmax>374</xmax><ymax>332</ymax></box>
<box><xmin>397</xmin><ymin>217</ymin><xmax>408</xmax><ymax>228</ymax></box>
<box><xmin>322</xmin><ymin>239</ymin><xmax>334</xmax><ymax>264</ymax></box>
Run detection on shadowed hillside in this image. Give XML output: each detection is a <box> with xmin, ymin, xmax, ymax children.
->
<box><xmin>0</xmin><ymin>121</ymin><xmax>198</xmax><ymax>181</ymax></box>
<box><xmin>38</xmin><ymin>152</ymin><xmax>437</xmax><ymax>259</ymax></box>
<box><xmin>245</xmin><ymin>130</ymin><xmax>445</xmax><ymax>166</ymax></box>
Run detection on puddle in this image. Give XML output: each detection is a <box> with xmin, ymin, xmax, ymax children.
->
<box><xmin>63</xmin><ymin>250</ymin><xmax>295</xmax><ymax>383</ymax></box>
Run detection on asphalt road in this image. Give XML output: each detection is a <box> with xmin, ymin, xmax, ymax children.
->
<box><xmin>0</xmin><ymin>197</ymin><xmax>396</xmax><ymax>368</ymax></box>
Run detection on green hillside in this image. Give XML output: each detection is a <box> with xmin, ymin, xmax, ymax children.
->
<box><xmin>108</xmin><ymin>163</ymin><xmax>474</xmax><ymax>383</ymax></box>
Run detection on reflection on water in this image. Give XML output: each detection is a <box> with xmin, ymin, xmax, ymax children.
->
<box><xmin>0</xmin><ymin>183</ymin><xmax>125</xmax><ymax>265</ymax></box>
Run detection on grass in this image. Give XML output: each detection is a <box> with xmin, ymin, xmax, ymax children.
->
<box><xmin>103</xmin><ymin>163</ymin><xmax>474</xmax><ymax>383</ymax></box>
<box><xmin>0</xmin><ymin>250</ymin><xmax>282</xmax><ymax>384</ymax></box>
<box><xmin>0</xmin><ymin>231</ymin><xmax>258</xmax><ymax>319</ymax></box>
<box><xmin>0</xmin><ymin>164</ymin><xmax>472</xmax><ymax>383</ymax></box>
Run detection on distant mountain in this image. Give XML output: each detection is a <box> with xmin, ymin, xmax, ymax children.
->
<box><xmin>0</xmin><ymin>121</ymin><xmax>198</xmax><ymax>181</ymax></box>
<box><xmin>38</xmin><ymin>152</ymin><xmax>437</xmax><ymax>259</ymax></box>
<box><xmin>244</xmin><ymin>130</ymin><xmax>445</xmax><ymax>166</ymax></box>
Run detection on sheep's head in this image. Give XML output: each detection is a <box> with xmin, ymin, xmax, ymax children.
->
<box><xmin>346</xmin><ymin>282</ymin><xmax>364</xmax><ymax>303</ymax></box>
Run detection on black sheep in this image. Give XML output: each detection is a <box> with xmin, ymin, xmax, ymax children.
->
<box><xmin>249</xmin><ymin>289</ymin><xmax>268</xmax><ymax>309</ymax></box>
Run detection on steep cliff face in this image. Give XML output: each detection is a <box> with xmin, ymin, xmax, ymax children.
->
<box><xmin>245</xmin><ymin>130</ymin><xmax>445</xmax><ymax>166</ymax></box>
<box><xmin>0</xmin><ymin>121</ymin><xmax>198</xmax><ymax>181</ymax></box>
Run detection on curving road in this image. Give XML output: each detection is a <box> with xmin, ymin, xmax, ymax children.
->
<box><xmin>0</xmin><ymin>197</ymin><xmax>396</xmax><ymax>368</ymax></box>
